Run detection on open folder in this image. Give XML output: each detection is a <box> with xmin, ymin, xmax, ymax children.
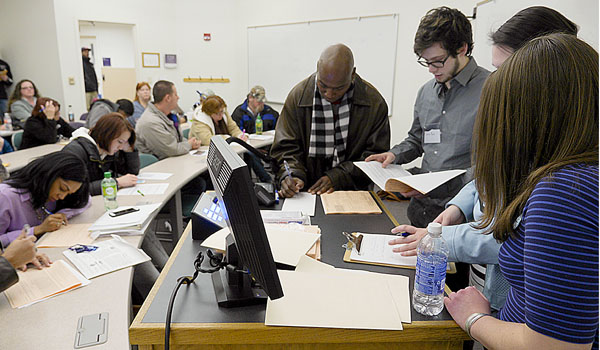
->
<box><xmin>354</xmin><ymin>161</ymin><xmax>465</xmax><ymax>194</ymax></box>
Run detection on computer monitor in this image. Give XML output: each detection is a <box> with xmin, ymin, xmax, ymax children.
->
<box><xmin>207</xmin><ymin>136</ymin><xmax>284</xmax><ymax>307</ymax></box>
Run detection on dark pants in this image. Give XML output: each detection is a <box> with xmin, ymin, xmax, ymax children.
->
<box><xmin>406</xmin><ymin>167</ymin><xmax>472</xmax><ymax>292</ymax></box>
<box><xmin>244</xmin><ymin>152</ymin><xmax>272</xmax><ymax>183</ymax></box>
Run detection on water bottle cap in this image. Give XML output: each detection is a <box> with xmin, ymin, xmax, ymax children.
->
<box><xmin>104</xmin><ymin>172</ymin><xmax>111</xmax><ymax>178</ymax></box>
<box><xmin>427</xmin><ymin>222</ymin><xmax>442</xmax><ymax>234</ymax></box>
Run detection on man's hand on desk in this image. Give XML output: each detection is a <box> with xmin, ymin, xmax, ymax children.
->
<box><xmin>388</xmin><ymin>224</ymin><xmax>428</xmax><ymax>256</ymax></box>
<box><xmin>280</xmin><ymin>176</ymin><xmax>304</xmax><ymax>198</ymax></box>
<box><xmin>188</xmin><ymin>137</ymin><xmax>201</xmax><ymax>150</ymax></box>
<box><xmin>365</xmin><ymin>151</ymin><xmax>396</xmax><ymax>168</ymax></box>
<box><xmin>3</xmin><ymin>230</ymin><xmax>51</xmax><ymax>271</ymax></box>
<box><xmin>307</xmin><ymin>175</ymin><xmax>334</xmax><ymax>195</ymax></box>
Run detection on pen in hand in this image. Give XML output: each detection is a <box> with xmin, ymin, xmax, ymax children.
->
<box><xmin>42</xmin><ymin>207</ymin><xmax>66</xmax><ymax>225</ymax></box>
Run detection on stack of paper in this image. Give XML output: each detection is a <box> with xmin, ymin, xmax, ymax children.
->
<box><xmin>117</xmin><ymin>183</ymin><xmax>169</xmax><ymax>196</ymax></box>
<box><xmin>88</xmin><ymin>203</ymin><xmax>161</xmax><ymax>236</ymax></box>
<box><xmin>137</xmin><ymin>172</ymin><xmax>173</xmax><ymax>180</ymax></box>
<box><xmin>63</xmin><ymin>235</ymin><xmax>150</xmax><ymax>279</ymax></box>
<box><xmin>320</xmin><ymin>191</ymin><xmax>382</xmax><ymax>214</ymax></box>
<box><xmin>4</xmin><ymin>260</ymin><xmax>90</xmax><ymax>308</ymax></box>
<box><xmin>349</xmin><ymin>233</ymin><xmax>417</xmax><ymax>267</ymax></box>
<box><xmin>201</xmin><ymin>225</ymin><xmax>320</xmax><ymax>267</ymax></box>
<box><xmin>265</xmin><ymin>256</ymin><xmax>410</xmax><ymax>330</ymax></box>
<box><xmin>354</xmin><ymin>161</ymin><xmax>465</xmax><ymax>194</ymax></box>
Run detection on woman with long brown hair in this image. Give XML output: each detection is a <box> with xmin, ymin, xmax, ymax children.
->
<box><xmin>20</xmin><ymin>97</ymin><xmax>75</xmax><ymax>149</ymax></box>
<box><xmin>445</xmin><ymin>33</ymin><xmax>598</xmax><ymax>349</ymax></box>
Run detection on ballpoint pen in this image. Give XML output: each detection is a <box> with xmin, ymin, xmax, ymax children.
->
<box><xmin>283</xmin><ymin>160</ymin><xmax>293</xmax><ymax>179</ymax></box>
<box><xmin>396</xmin><ymin>231</ymin><xmax>410</xmax><ymax>237</ymax></box>
<box><xmin>137</xmin><ymin>189</ymin><xmax>145</xmax><ymax>197</ymax></box>
<box><xmin>42</xmin><ymin>207</ymin><xmax>66</xmax><ymax>225</ymax></box>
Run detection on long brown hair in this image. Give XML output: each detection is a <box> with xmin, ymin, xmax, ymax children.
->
<box><xmin>89</xmin><ymin>113</ymin><xmax>135</xmax><ymax>150</ymax></box>
<box><xmin>474</xmin><ymin>33</ymin><xmax>598</xmax><ymax>241</ymax></box>
<box><xmin>7</xmin><ymin>79</ymin><xmax>40</xmax><ymax>112</ymax></box>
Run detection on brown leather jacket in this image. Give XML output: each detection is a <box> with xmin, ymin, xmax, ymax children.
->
<box><xmin>270</xmin><ymin>73</ymin><xmax>390</xmax><ymax>190</ymax></box>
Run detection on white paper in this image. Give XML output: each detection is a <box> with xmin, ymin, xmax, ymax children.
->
<box><xmin>137</xmin><ymin>172</ymin><xmax>173</xmax><ymax>180</ymax></box>
<box><xmin>349</xmin><ymin>233</ymin><xmax>417</xmax><ymax>267</ymax></box>
<box><xmin>395</xmin><ymin>169</ymin><xmax>466</xmax><ymax>195</ymax></box>
<box><xmin>117</xmin><ymin>183</ymin><xmax>169</xmax><ymax>196</ymax></box>
<box><xmin>265</xmin><ymin>270</ymin><xmax>403</xmax><ymax>330</ymax></box>
<box><xmin>354</xmin><ymin>161</ymin><xmax>411</xmax><ymax>190</ymax></box>
<box><xmin>89</xmin><ymin>203</ymin><xmax>161</xmax><ymax>232</ymax></box>
<box><xmin>201</xmin><ymin>226</ymin><xmax>320</xmax><ymax>267</ymax></box>
<box><xmin>248</xmin><ymin>134</ymin><xmax>272</xmax><ymax>141</ymax></box>
<box><xmin>63</xmin><ymin>235</ymin><xmax>150</xmax><ymax>279</ymax></box>
<box><xmin>281</xmin><ymin>192</ymin><xmax>316</xmax><ymax>216</ymax></box>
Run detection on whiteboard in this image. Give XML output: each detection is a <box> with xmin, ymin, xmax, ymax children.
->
<box><xmin>248</xmin><ymin>15</ymin><xmax>398</xmax><ymax>112</ymax></box>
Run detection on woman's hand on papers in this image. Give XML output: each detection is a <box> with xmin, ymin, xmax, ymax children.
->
<box><xmin>35</xmin><ymin>213</ymin><xmax>68</xmax><ymax>236</ymax></box>
<box><xmin>308</xmin><ymin>175</ymin><xmax>334</xmax><ymax>195</ymax></box>
<box><xmin>388</xmin><ymin>224</ymin><xmax>428</xmax><ymax>256</ymax></box>
<box><xmin>434</xmin><ymin>205</ymin><xmax>465</xmax><ymax>226</ymax></box>
<box><xmin>117</xmin><ymin>174</ymin><xmax>138</xmax><ymax>188</ymax></box>
<box><xmin>188</xmin><ymin>137</ymin><xmax>201</xmax><ymax>150</ymax></box>
<box><xmin>280</xmin><ymin>176</ymin><xmax>304</xmax><ymax>198</ymax></box>
<box><xmin>444</xmin><ymin>286</ymin><xmax>491</xmax><ymax>330</ymax></box>
<box><xmin>399</xmin><ymin>189</ymin><xmax>425</xmax><ymax>198</ymax></box>
<box><xmin>365</xmin><ymin>152</ymin><xmax>396</xmax><ymax>168</ymax></box>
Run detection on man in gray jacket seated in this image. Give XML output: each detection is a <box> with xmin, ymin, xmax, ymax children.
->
<box><xmin>135</xmin><ymin>80</ymin><xmax>200</xmax><ymax>159</ymax></box>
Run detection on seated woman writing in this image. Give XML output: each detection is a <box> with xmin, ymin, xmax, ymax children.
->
<box><xmin>0</xmin><ymin>151</ymin><xmax>91</xmax><ymax>248</ymax></box>
<box><xmin>63</xmin><ymin>113</ymin><xmax>139</xmax><ymax>196</ymax></box>
<box><xmin>20</xmin><ymin>97</ymin><xmax>75</xmax><ymax>149</ymax></box>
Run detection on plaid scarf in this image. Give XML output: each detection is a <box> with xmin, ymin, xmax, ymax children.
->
<box><xmin>309</xmin><ymin>80</ymin><xmax>353</xmax><ymax>166</ymax></box>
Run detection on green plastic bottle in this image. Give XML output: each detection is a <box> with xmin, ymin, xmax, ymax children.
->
<box><xmin>255</xmin><ymin>115</ymin><xmax>263</xmax><ymax>135</ymax></box>
<box><xmin>101</xmin><ymin>172</ymin><xmax>118</xmax><ymax>210</ymax></box>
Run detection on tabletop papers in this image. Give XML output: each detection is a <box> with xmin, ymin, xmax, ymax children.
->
<box><xmin>117</xmin><ymin>183</ymin><xmax>169</xmax><ymax>196</ymax></box>
<box><xmin>265</xmin><ymin>256</ymin><xmax>410</xmax><ymax>330</ymax></box>
<box><xmin>36</xmin><ymin>223</ymin><xmax>94</xmax><ymax>248</ymax></box>
<box><xmin>320</xmin><ymin>191</ymin><xmax>382</xmax><ymax>214</ymax></box>
<box><xmin>4</xmin><ymin>260</ymin><xmax>90</xmax><ymax>308</ymax></box>
<box><xmin>281</xmin><ymin>192</ymin><xmax>316</xmax><ymax>216</ymax></box>
<box><xmin>88</xmin><ymin>203</ymin><xmax>161</xmax><ymax>234</ymax></box>
<box><xmin>349</xmin><ymin>233</ymin><xmax>417</xmax><ymax>267</ymax></box>
<box><xmin>201</xmin><ymin>225</ymin><xmax>320</xmax><ymax>267</ymax></box>
<box><xmin>63</xmin><ymin>235</ymin><xmax>150</xmax><ymax>279</ymax></box>
<box><xmin>137</xmin><ymin>172</ymin><xmax>173</xmax><ymax>181</ymax></box>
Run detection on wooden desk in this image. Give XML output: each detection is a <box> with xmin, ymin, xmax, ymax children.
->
<box><xmin>129</xmin><ymin>196</ymin><xmax>469</xmax><ymax>350</ymax></box>
<box><xmin>0</xmin><ymin>135</ymin><xmax>274</xmax><ymax>349</ymax></box>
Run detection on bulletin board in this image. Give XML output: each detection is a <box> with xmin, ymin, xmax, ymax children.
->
<box><xmin>247</xmin><ymin>14</ymin><xmax>398</xmax><ymax>111</ymax></box>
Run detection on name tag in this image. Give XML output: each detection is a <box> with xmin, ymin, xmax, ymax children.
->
<box><xmin>424</xmin><ymin>129</ymin><xmax>441</xmax><ymax>144</ymax></box>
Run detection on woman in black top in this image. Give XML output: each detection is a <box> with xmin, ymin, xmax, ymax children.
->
<box><xmin>20</xmin><ymin>97</ymin><xmax>75</xmax><ymax>149</ymax></box>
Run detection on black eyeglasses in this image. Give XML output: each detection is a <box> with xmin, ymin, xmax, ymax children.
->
<box><xmin>417</xmin><ymin>55</ymin><xmax>450</xmax><ymax>68</ymax></box>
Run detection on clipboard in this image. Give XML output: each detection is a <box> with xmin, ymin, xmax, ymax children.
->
<box><xmin>342</xmin><ymin>233</ymin><xmax>456</xmax><ymax>273</ymax></box>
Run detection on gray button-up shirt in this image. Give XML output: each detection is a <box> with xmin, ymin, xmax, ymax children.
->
<box><xmin>390</xmin><ymin>57</ymin><xmax>490</xmax><ymax>172</ymax></box>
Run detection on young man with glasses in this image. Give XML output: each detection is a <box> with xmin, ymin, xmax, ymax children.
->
<box><xmin>366</xmin><ymin>7</ymin><xmax>489</xmax><ymax>291</ymax></box>
<box><xmin>271</xmin><ymin>44</ymin><xmax>390</xmax><ymax>198</ymax></box>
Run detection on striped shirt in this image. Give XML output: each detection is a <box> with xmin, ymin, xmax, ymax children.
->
<box><xmin>499</xmin><ymin>164</ymin><xmax>598</xmax><ymax>348</ymax></box>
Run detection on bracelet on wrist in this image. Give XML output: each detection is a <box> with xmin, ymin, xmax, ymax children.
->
<box><xmin>465</xmin><ymin>312</ymin><xmax>490</xmax><ymax>341</ymax></box>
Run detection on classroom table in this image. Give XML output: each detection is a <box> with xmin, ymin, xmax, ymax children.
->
<box><xmin>1</xmin><ymin>143</ymin><xmax>64</xmax><ymax>172</ymax></box>
<box><xmin>0</xmin><ymin>135</ymin><xmax>274</xmax><ymax>349</ymax></box>
<box><xmin>129</xmin><ymin>195</ymin><xmax>469</xmax><ymax>350</ymax></box>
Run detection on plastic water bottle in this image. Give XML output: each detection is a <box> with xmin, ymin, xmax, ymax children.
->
<box><xmin>101</xmin><ymin>172</ymin><xmax>118</xmax><ymax>210</ymax></box>
<box><xmin>68</xmin><ymin>105</ymin><xmax>75</xmax><ymax>122</ymax></box>
<box><xmin>3</xmin><ymin>113</ymin><xmax>12</xmax><ymax>131</ymax></box>
<box><xmin>255</xmin><ymin>115</ymin><xmax>263</xmax><ymax>135</ymax></box>
<box><xmin>413</xmin><ymin>222</ymin><xmax>449</xmax><ymax>316</ymax></box>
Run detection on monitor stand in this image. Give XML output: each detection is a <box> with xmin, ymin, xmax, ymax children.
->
<box><xmin>211</xmin><ymin>234</ymin><xmax>268</xmax><ymax>308</ymax></box>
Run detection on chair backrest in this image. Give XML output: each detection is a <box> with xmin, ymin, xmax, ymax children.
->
<box><xmin>139</xmin><ymin>153</ymin><xmax>159</xmax><ymax>169</ymax></box>
<box><xmin>11</xmin><ymin>130</ymin><xmax>23</xmax><ymax>151</ymax></box>
<box><xmin>182</xmin><ymin>128</ymin><xmax>190</xmax><ymax>139</ymax></box>
<box><xmin>69</xmin><ymin>122</ymin><xmax>84</xmax><ymax>129</ymax></box>
<box><xmin>79</xmin><ymin>112</ymin><xmax>88</xmax><ymax>121</ymax></box>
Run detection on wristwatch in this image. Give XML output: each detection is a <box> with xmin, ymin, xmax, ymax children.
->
<box><xmin>465</xmin><ymin>312</ymin><xmax>491</xmax><ymax>340</ymax></box>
